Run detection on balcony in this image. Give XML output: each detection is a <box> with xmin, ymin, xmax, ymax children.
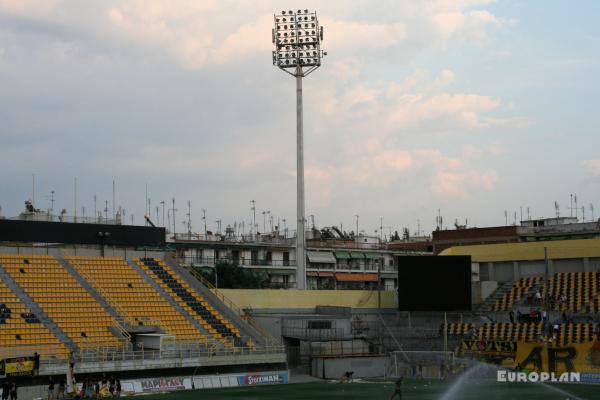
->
<box><xmin>179</xmin><ymin>256</ymin><xmax>296</xmax><ymax>268</ymax></box>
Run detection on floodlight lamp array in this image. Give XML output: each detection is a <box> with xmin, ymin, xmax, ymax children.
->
<box><xmin>272</xmin><ymin>9</ymin><xmax>326</xmax><ymax>76</ymax></box>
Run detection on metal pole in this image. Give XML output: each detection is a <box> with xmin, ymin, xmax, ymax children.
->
<box><xmin>296</xmin><ymin>65</ymin><xmax>306</xmax><ymax>290</ymax></box>
<box><xmin>443</xmin><ymin>312</ymin><xmax>448</xmax><ymax>353</ymax></box>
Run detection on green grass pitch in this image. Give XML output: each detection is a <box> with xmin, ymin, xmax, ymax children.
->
<box><xmin>133</xmin><ymin>378</ymin><xmax>598</xmax><ymax>400</ymax></box>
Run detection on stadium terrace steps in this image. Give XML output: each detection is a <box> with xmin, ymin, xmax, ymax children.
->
<box><xmin>163</xmin><ymin>253</ymin><xmax>269</xmax><ymax>347</ymax></box>
<box><xmin>477</xmin><ymin>282</ymin><xmax>515</xmax><ymax>312</ymax></box>
<box><xmin>0</xmin><ymin>264</ymin><xmax>72</xmax><ymax>358</ymax></box>
<box><xmin>125</xmin><ymin>257</ymin><xmax>213</xmax><ymax>340</ymax></box>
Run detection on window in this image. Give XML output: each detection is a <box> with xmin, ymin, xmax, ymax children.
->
<box><xmin>307</xmin><ymin>320</ymin><xmax>332</xmax><ymax>330</ymax></box>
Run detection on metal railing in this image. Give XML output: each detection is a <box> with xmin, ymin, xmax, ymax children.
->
<box><xmin>35</xmin><ymin>341</ymin><xmax>286</xmax><ymax>367</ymax></box>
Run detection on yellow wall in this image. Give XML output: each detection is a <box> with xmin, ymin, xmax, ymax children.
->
<box><xmin>440</xmin><ymin>238</ymin><xmax>600</xmax><ymax>262</ymax></box>
<box><xmin>219</xmin><ymin>289</ymin><xmax>397</xmax><ymax>309</ymax></box>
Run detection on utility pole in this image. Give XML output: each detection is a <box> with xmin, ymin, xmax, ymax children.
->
<box><xmin>160</xmin><ymin>201</ymin><xmax>165</xmax><ymax>227</ymax></box>
<box><xmin>94</xmin><ymin>195</ymin><xmax>97</xmax><ymax>223</ymax></box>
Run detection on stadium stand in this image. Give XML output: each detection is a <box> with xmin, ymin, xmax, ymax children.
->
<box><xmin>1</xmin><ymin>254</ymin><xmax>121</xmax><ymax>350</ymax></box>
<box><xmin>442</xmin><ymin>322</ymin><xmax>544</xmax><ymax>342</ymax></box>
<box><xmin>493</xmin><ymin>277</ymin><xmax>541</xmax><ymax>311</ymax></box>
<box><xmin>134</xmin><ymin>257</ymin><xmax>247</xmax><ymax>347</ymax></box>
<box><xmin>443</xmin><ymin>321</ymin><xmax>599</xmax><ymax>346</ymax></box>
<box><xmin>65</xmin><ymin>256</ymin><xmax>207</xmax><ymax>342</ymax></box>
<box><xmin>0</xmin><ymin>276</ymin><xmax>68</xmax><ymax>359</ymax></box>
<box><xmin>545</xmin><ymin>272</ymin><xmax>599</xmax><ymax>312</ymax></box>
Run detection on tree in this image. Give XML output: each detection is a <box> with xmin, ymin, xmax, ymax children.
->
<box><xmin>198</xmin><ymin>261</ymin><xmax>270</xmax><ymax>289</ymax></box>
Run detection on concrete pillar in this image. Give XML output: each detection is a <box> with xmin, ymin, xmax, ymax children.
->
<box><xmin>513</xmin><ymin>261</ymin><xmax>519</xmax><ymax>281</ymax></box>
<box><xmin>547</xmin><ymin>259</ymin><xmax>554</xmax><ymax>277</ymax></box>
<box><xmin>584</xmin><ymin>258</ymin><xmax>591</xmax><ymax>273</ymax></box>
<box><xmin>488</xmin><ymin>262</ymin><xmax>494</xmax><ymax>281</ymax></box>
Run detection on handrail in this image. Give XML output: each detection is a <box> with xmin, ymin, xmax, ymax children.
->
<box><xmin>173</xmin><ymin>255</ymin><xmax>281</xmax><ymax>346</ymax></box>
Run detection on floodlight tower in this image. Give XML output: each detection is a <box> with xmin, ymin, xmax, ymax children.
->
<box><xmin>273</xmin><ymin>9</ymin><xmax>326</xmax><ymax>290</ymax></box>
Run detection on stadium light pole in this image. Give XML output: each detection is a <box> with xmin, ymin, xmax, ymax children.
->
<box><xmin>273</xmin><ymin>9</ymin><xmax>326</xmax><ymax>290</ymax></box>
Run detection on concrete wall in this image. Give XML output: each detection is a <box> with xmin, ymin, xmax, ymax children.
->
<box><xmin>219</xmin><ymin>289</ymin><xmax>397</xmax><ymax>309</ymax></box>
<box><xmin>480</xmin><ymin>281</ymin><xmax>498</xmax><ymax>302</ymax></box>
<box><xmin>311</xmin><ymin>356</ymin><xmax>388</xmax><ymax>379</ymax></box>
<box><xmin>0</xmin><ymin>245</ymin><xmax>164</xmax><ymax>259</ymax></box>
<box><xmin>553</xmin><ymin>258</ymin><xmax>584</xmax><ymax>273</ymax></box>
<box><xmin>494</xmin><ymin>262</ymin><xmax>514</xmax><ymax>282</ymax></box>
<box><xmin>518</xmin><ymin>260</ymin><xmax>546</xmax><ymax>277</ymax></box>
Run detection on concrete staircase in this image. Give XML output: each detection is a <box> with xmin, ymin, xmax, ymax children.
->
<box><xmin>163</xmin><ymin>254</ymin><xmax>274</xmax><ymax>347</ymax></box>
<box><xmin>477</xmin><ymin>282</ymin><xmax>515</xmax><ymax>312</ymax></box>
<box><xmin>0</xmin><ymin>264</ymin><xmax>77</xmax><ymax>352</ymax></box>
<box><xmin>126</xmin><ymin>258</ymin><xmax>214</xmax><ymax>341</ymax></box>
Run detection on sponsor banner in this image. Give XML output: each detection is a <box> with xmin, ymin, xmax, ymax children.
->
<box><xmin>515</xmin><ymin>341</ymin><xmax>600</xmax><ymax>374</ymax></box>
<box><xmin>140</xmin><ymin>377</ymin><xmax>187</xmax><ymax>392</ymax></box>
<box><xmin>460</xmin><ymin>340</ymin><xmax>516</xmax><ymax>358</ymax></box>
<box><xmin>2</xmin><ymin>356</ymin><xmax>34</xmax><ymax>376</ymax></box>
<box><xmin>580</xmin><ymin>372</ymin><xmax>600</xmax><ymax>384</ymax></box>
<box><xmin>237</xmin><ymin>372</ymin><xmax>289</xmax><ymax>386</ymax></box>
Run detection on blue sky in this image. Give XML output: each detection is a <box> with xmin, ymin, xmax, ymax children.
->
<box><xmin>0</xmin><ymin>1</ymin><xmax>599</xmax><ymax>236</ymax></box>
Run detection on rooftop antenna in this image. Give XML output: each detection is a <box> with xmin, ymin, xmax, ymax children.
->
<box><xmin>160</xmin><ymin>201</ymin><xmax>165</xmax><ymax>227</ymax></box>
<box><xmin>380</xmin><ymin>217</ymin><xmax>383</xmax><ymax>241</ymax></box>
<box><xmin>156</xmin><ymin>206</ymin><xmax>160</xmax><ymax>226</ymax></box>
<box><xmin>112</xmin><ymin>180</ymin><xmax>116</xmax><ymax>220</ymax></box>
<box><xmin>554</xmin><ymin>201</ymin><xmax>560</xmax><ymax>218</ymax></box>
<box><xmin>591</xmin><ymin>204</ymin><xmax>595</xmax><ymax>221</ymax></box>
<box><xmin>186</xmin><ymin>200</ymin><xmax>192</xmax><ymax>238</ymax></box>
<box><xmin>355</xmin><ymin>214</ymin><xmax>359</xmax><ymax>238</ymax></box>
<box><xmin>582</xmin><ymin>206</ymin><xmax>585</xmax><ymax>222</ymax></box>
<box><xmin>145</xmin><ymin>183</ymin><xmax>148</xmax><ymax>223</ymax></box>
<box><xmin>417</xmin><ymin>219</ymin><xmax>421</xmax><ymax>236</ymax></box>
<box><xmin>575</xmin><ymin>194</ymin><xmax>578</xmax><ymax>220</ymax></box>
<box><xmin>282</xmin><ymin>218</ymin><xmax>287</xmax><ymax>238</ymax></box>
<box><xmin>520</xmin><ymin>206</ymin><xmax>523</xmax><ymax>223</ymax></box>
<box><xmin>570</xmin><ymin>194</ymin><xmax>574</xmax><ymax>217</ymax></box>
<box><xmin>171</xmin><ymin>198</ymin><xmax>177</xmax><ymax>237</ymax></box>
<box><xmin>94</xmin><ymin>195</ymin><xmax>98</xmax><ymax>223</ymax></box>
<box><xmin>216</xmin><ymin>219</ymin><xmax>222</xmax><ymax>234</ymax></box>
<box><xmin>32</xmin><ymin>173</ymin><xmax>35</xmax><ymax>208</ymax></box>
<box><xmin>527</xmin><ymin>207</ymin><xmax>531</xmax><ymax>220</ymax></box>
<box><xmin>250</xmin><ymin>200</ymin><xmax>256</xmax><ymax>235</ymax></box>
<box><xmin>202</xmin><ymin>209</ymin><xmax>207</xmax><ymax>235</ymax></box>
<box><xmin>104</xmin><ymin>200</ymin><xmax>109</xmax><ymax>221</ymax></box>
<box><xmin>48</xmin><ymin>190</ymin><xmax>55</xmax><ymax>215</ymax></box>
<box><xmin>74</xmin><ymin>177</ymin><xmax>78</xmax><ymax>223</ymax></box>
<box><xmin>504</xmin><ymin>210</ymin><xmax>508</xmax><ymax>226</ymax></box>
<box><xmin>513</xmin><ymin>211</ymin><xmax>517</xmax><ymax>226</ymax></box>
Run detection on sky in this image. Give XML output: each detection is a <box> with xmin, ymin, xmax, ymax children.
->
<box><xmin>0</xmin><ymin>0</ymin><xmax>599</xmax><ymax>237</ymax></box>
